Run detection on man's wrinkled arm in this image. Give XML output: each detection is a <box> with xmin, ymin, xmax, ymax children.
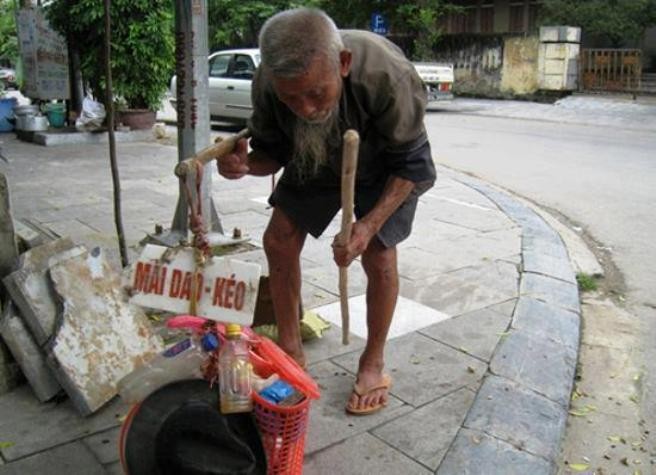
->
<box><xmin>333</xmin><ymin>175</ymin><xmax>415</xmax><ymax>266</ymax></box>
<box><xmin>360</xmin><ymin>176</ymin><xmax>415</xmax><ymax>236</ymax></box>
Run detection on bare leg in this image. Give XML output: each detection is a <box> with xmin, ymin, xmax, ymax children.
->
<box><xmin>263</xmin><ymin>207</ymin><xmax>307</xmax><ymax>367</ymax></box>
<box><xmin>347</xmin><ymin>238</ymin><xmax>398</xmax><ymax>411</ymax></box>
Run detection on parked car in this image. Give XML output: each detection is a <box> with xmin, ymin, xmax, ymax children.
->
<box><xmin>412</xmin><ymin>62</ymin><xmax>455</xmax><ymax>104</ymax></box>
<box><xmin>170</xmin><ymin>49</ymin><xmax>453</xmax><ymax>124</ymax></box>
<box><xmin>170</xmin><ymin>48</ymin><xmax>260</xmax><ymax>124</ymax></box>
<box><xmin>0</xmin><ymin>67</ymin><xmax>17</xmax><ymax>89</ymax></box>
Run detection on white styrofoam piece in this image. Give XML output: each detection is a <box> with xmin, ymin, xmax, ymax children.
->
<box><xmin>48</xmin><ymin>246</ymin><xmax>164</xmax><ymax>415</ymax></box>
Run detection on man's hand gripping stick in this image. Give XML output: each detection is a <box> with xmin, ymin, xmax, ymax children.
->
<box><xmin>174</xmin><ymin>127</ymin><xmax>251</xmax><ymax>179</ymax></box>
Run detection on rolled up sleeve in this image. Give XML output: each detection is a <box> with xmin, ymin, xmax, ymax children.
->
<box><xmin>373</xmin><ymin>69</ymin><xmax>436</xmax><ymax>191</ymax></box>
<box><xmin>382</xmin><ymin>138</ymin><xmax>436</xmax><ymax>194</ymax></box>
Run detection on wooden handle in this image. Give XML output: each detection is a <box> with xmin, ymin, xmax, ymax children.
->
<box><xmin>338</xmin><ymin>129</ymin><xmax>359</xmax><ymax>345</ymax></box>
<box><xmin>174</xmin><ymin>127</ymin><xmax>251</xmax><ymax>178</ymax></box>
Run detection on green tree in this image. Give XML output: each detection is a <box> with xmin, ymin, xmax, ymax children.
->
<box><xmin>45</xmin><ymin>0</ymin><xmax>174</xmax><ymax>110</ymax></box>
<box><xmin>320</xmin><ymin>0</ymin><xmax>460</xmax><ymax>60</ymax></box>
<box><xmin>207</xmin><ymin>0</ymin><xmax>458</xmax><ymax>60</ymax></box>
<box><xmin>207</xmin><ymin>0</ymin><xmax>319</xmax><ymax>50</ymax></box>
<box><xmin>0</xmin><ymin>0</ymin><xmax>18</xmax><ymax>67</ymax></box>
<box><xmin>393</xmin><ymin>1</ymin><xmax>460</xmax><ymax>60</ymax></box>
<box><xmin>540</xmin><ymin>0</ymin><xmax>656</xmax><ymax>47</ymax></box>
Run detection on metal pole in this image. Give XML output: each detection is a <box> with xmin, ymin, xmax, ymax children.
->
<box><xmin>104</xmin><ymin>0</ymin><xmax>128</xmax><ymax>267</ymax></box>
<box><xmin>151</xmin><ymin>0</ymin><xmax>222</xmax><ymax>248</ymax></box>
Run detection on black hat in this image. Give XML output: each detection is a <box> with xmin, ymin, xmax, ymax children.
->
<box><xmin>123</xmin><ymin>379</ymin><xmax>266</xmax><ymax>475</ymax></box>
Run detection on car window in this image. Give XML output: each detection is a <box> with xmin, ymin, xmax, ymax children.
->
<box><xmin>209</xmin><ymin>54</ymin><xmax>231</xmax><ymax>78</ymax></box>
<box><xmin>227</xmin><ymin>54</ymin><xmax>256</xmax><ymax>80</ymax></box>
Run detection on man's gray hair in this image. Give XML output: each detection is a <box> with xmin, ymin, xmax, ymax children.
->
<box><xmin>259</xmin><ymin>8</ymin><xmax>344</xmax><ymax>77</ymax></box>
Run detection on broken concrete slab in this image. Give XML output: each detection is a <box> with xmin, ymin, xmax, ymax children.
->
<box><xmin>2</xmin><ymin>238</ymin><xmax>78</xmax><ymax>346</ymax></box>
<box><xmin>0</xmin><ymin>328</ymin><xmax>21</xmax><ymax>396</ymax></box>
<box><xmin>13</xmin><ymin>219</ymin><xmax>56</xmax><ymax>253</ymax></box>
<box><xmin>0</xmin><ymin>302</ymin><xmax>61</xmax><ymax>402</ymax></box>
<box><xmin>0</xmin><ymin>172</ymin><xmax>18</xmax><ymax>284</ymax></box>
<box><xmin>46</xmin><ymin>246</ymin><xmax>164</xmax><ymax>416</ymax></box>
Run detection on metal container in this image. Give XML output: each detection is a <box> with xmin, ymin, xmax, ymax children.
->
<box><xmin>20</xmin><ymin>114</ymin><xmax>49</xmax><ymax>131</ymax></box>
<box><xmin>13</xmin><ymin>105</ymin><xmax>42</xmax><ymax>131</ymax></box>
<box><xmin>13</xmin><ymin>104</ymin><xmax>40</xmax><ymax>117</ymax></box>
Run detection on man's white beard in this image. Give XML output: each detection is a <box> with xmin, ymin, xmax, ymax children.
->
<box><xmin>291</xmin><ymin>104</ymin><xmax>340</xmax><ymax>184</ymax></box>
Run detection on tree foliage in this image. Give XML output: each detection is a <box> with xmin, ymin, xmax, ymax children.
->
<box><xmin>540</xmin><ymin>0</ymin><xmax>656</xmax><ymax>47</ymax></box>
<box><xmin>0</xmin><ymin>0</ymin><xmax>18</xmax><ymax>67</ymax></box>
<box><xmin>45</xmin><ymin>0</ymin><xmax>174</xmax><ymax>110</ymax></box>
<box><xmin>207</xmin><ymin>0</ymin><xmax>319</xmax><ymax>50</ymax></box>
<box><xmin>393</xmin><ymin>1</ymin><xmax>461</xmax><ymax>60</ymax></box>
<box><xmin>207</xmin><ymin>0</ymin><xmax>457</xmax><ymax>60</ymax></box>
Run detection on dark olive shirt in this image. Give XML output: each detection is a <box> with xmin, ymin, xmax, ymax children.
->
<box><xmin>248</xmin><ymin>29</ymin><xmax>436</xmax><ymax>191</ymax></box>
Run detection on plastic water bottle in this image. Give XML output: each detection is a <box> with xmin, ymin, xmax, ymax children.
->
<box><xmin>117</xmin><ymin>333</ymin><xmax>219</xmax><ymax>404</ymax></box>
<box><xmin>219</xmin><ymin>323</ymin><xmax>253</xmax><ymax>413</ymax></box>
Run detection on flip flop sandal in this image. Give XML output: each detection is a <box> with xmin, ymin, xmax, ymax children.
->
<box><xmin>345</xmin><ymin>374</ymin><xmax>392</xmax><ymax>416</ymax></box>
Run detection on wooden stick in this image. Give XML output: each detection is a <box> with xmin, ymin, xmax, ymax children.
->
<box><xmin>174</xmin><ymin>127</ymin><xmax>251</xmax><ymax>178</ymax></box>
<box><xmin>337</xmin><ymin>130</ymin><xmax>360</xmax><ymax>345</ymax></box>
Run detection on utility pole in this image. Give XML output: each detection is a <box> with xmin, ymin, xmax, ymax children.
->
<box><xmin>151</xmin><ymin>0</ymin><xmax>223</xmax><ymax>247</ymax></box>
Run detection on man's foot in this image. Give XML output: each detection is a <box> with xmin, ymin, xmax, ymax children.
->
<box><xmin>345</xmin><ymin>371</ymin><xmax>392</xmax><ymax>415</ymax></box>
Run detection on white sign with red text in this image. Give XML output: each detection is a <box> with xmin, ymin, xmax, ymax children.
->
<box><xmin>129</xmin><ymin>245</ymin><xmax>261</xmax><ymax>325</ymax></box>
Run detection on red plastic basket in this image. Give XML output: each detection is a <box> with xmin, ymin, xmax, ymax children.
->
<box><xmin>253</xmin><ymin>391</ymin><xmax>311</xmax><ymax>475</ymax></box>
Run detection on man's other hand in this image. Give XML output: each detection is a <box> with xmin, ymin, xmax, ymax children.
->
<box><xmin>332</xmin><ymin>221</ymin><xmax>376</xmax><ymax>267</ymax></box>
<box><xmin>217</xmin><ymin>138</ymin><xmax>249</xmax><ymax>179</ymax></box>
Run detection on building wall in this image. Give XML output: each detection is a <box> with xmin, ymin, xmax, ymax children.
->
<box><xmin>433</xmin><ymin>34</ymin><xmax>541</xmax><ymax>97</ymax></box>
<box><xmin>433</xmin><ymin>35</ymin><xmax>504</xmax><ymax>96</ymax></box>
<box><xmin>501</xmin><ymin>36</ymin><xmax>540</xmax><ymax>94</ymax></box>
<box><xmin>445</xmin><ymin>0</ymin><xmax>541</xmax><ymax>35</ymax></box>
<box><xmin>493</xmin><ymin>0</ymin><xmax>510</xmax><ymax>33</ymax></box>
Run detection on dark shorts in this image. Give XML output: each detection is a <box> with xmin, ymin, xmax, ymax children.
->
<box><xmin>268</xmin><ymin>179</ymin><xmax>420</xmax><ymax>248</ymax></box>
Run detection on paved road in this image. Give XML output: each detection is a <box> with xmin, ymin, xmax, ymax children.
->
<box><xmin>424</xmin><ymin>101</ymin><xmax>656</xmax><ymax>450</ymax></box>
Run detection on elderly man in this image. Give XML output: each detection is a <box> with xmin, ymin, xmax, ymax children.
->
<box><xmin>218</xmin><ymin>8</ymin><xmax>436</xmax><ymax>415</ymax></box>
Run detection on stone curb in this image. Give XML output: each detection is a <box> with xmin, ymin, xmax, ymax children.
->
<box><xmin>437</xmin><ymin>176</ymin><xmax>581</xmax><ymax>475</ymax></box>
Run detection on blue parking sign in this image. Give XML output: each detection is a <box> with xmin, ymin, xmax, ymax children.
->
<box><xmin>370</xmin><ymin>12</ymin><xmax>388</xmax><ymax>35</ymax></box>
